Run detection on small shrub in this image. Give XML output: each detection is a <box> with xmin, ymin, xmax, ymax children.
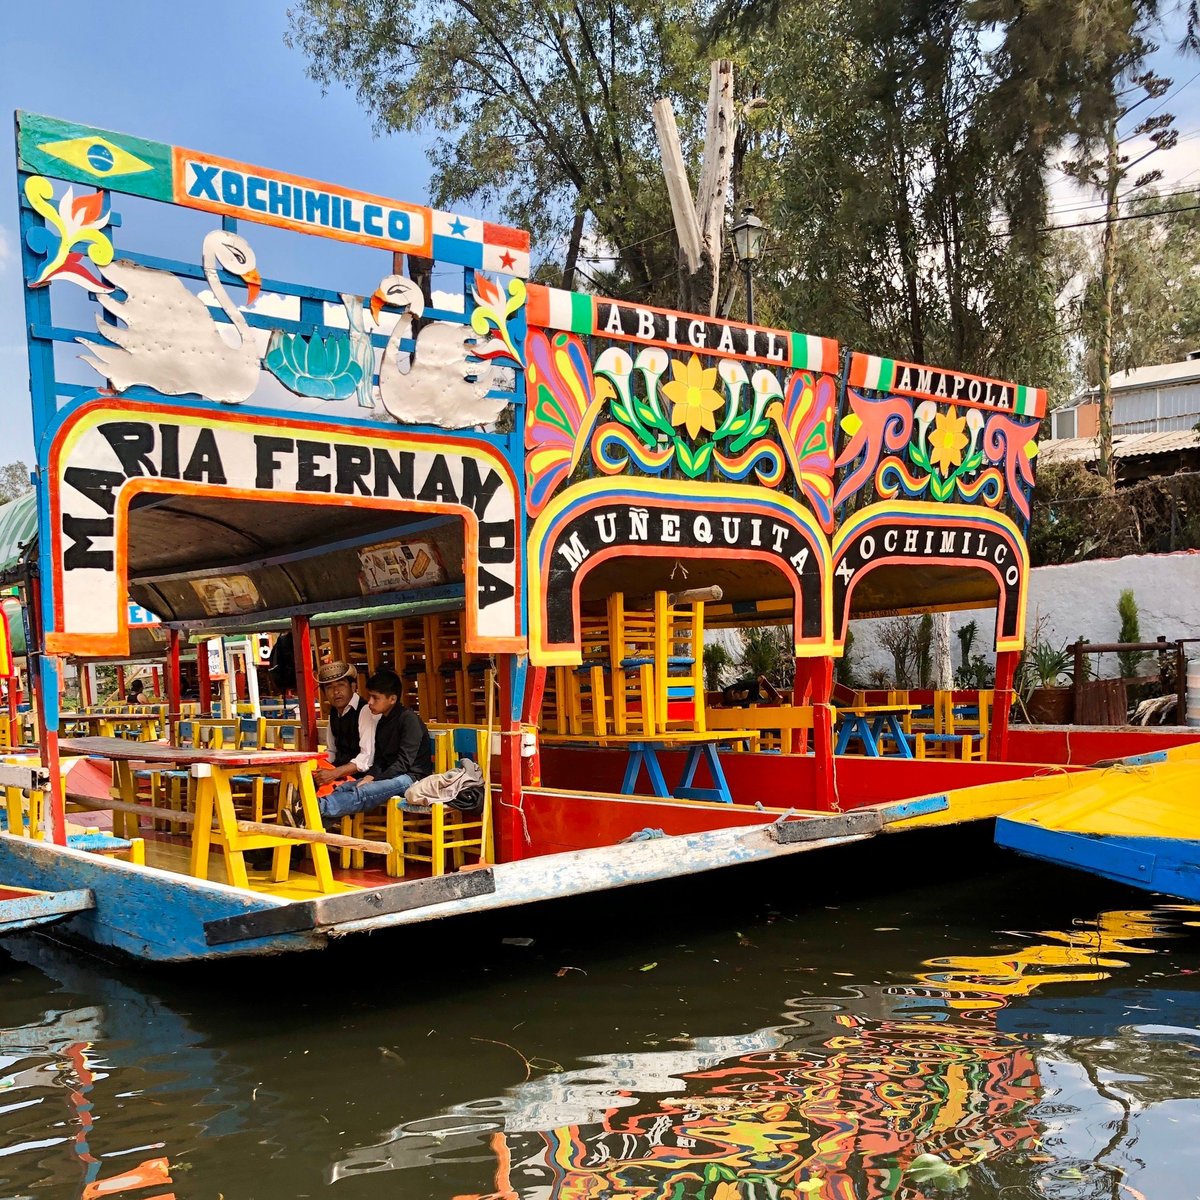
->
<box><xmin>1117</xmin><ymin>589</ymin><xmax>1146</xmax><ymax>679</ymax></box>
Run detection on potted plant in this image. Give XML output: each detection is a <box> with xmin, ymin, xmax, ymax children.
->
<box><xmin>1018</xmin><ymin>639</ymin><xmax>1074</xmax><ymax>724</ymax></box>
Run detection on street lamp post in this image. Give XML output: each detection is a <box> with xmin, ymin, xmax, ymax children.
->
<box><xmin>729</xmin><ymin>205</ymin><xmax>766</xmax><ymax>324</ymax></box>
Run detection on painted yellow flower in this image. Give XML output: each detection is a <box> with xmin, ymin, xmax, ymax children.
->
<box><xmin>928</xmin><ymin>406</ymin><xmax>969</xmax><ymax>475</ymax></box>
<box><xmin>662</xmin><ymin>354</ymin><xmax>724</xmax><ymax>439</ymax></box>
<box><xmin>712</xmin><ymin>1183</ymin><xmax>742</xmax><ymax>1200</ymax></box>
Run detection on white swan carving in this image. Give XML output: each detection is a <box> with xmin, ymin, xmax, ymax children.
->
<box><xmin>369</xmin><ymin>275</ymin><xmax>506</xmax><ymax>428</ymax></box>
<box><xmin>81</xmin><ymin>230</ymin><xmax>263</xmax><ymax>403</ymax></box>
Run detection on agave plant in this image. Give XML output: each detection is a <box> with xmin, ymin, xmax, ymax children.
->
<box><xmin>1016</xmin><ymin>638</ymin><xmax>1073</xmax><ymax>701</ymax></box>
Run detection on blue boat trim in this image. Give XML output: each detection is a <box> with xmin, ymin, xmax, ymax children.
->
<box><xmin>0</xmin><ymin>885</ymin><xmax>95</xmax><ymax>933</ymax></box>
<box><xmin>996</xmin><ymin>818</ymin><xmax>1200</xmax><ymax>901</ymax></box>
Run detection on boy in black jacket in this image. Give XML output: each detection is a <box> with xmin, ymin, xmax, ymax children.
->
<box><xmin>317</xmin><ymin>670</ymin><xmax>433</xmax><ymax>820</ymax></box>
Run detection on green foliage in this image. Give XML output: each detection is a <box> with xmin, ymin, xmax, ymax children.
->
<box><xmin>1029</xmin><ymin>463</ymin><xmax>1200</xmax><ymax>565</ymax></box>
<box><xmin>1064</xmin><ymin>190</ymin><xmax>1200</xmax><ymax>381</ymax></box>
<box><xmin>0</xmin><ymin>462</ymin><xmax>31</xmax><ymax>504</ymax></box>
<box><xmin>955</xmin><ymin>654</ymin><xmax>995</xmax><ymax>689</ymax></box>
<box><xmin>1117</xmin><ymin>589</ymin><xmax>1146</xmax><ymax>679</ymax></box>
<box><xmin>727</xmin><ymin>0</ymin><xmax>1071</xmax><ymax>388</ymax></box>
<box><xmin>1016</xmin><ymin>638</ymin><xmax>1073</xmax><ymax>699</ymax></box>
<box><xmin>287</xmin><ymin>0</ymin><xmax>705</xmax><ymax>303</ymax></box>
<box><xmin>702</xmin><ymin>642</ymin><xmax>733</xmax><ymax>691</ymax></box>
<box><xmin>736</xmin><ymin>624</ymin><xmax>795</xmax><ymax>690</ymax></box>
<box><xmin>1027</xmin><ymin>462</ymin><xmax>1126</xmax><ymax>566</ymax></box>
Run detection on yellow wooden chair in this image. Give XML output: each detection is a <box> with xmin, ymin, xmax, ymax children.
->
<box><xmin>385</xmin><ymin>727</ymin><xmax>492</xmax><ymax>877</ymax></box>
<box><xmin>607</xmin><ymin>592</ymin><xmax>657</xmax><ymax>736</ymax></box>
<box><xmin>915</xmin><ymin>691</ymin><xmax>991</xmax><ymax>761</ymax></box>
<box><xmin>563</xmin><ymin>615</ymin><xmax>611</xmax><ymax>737</ymax></box>
<box><xmin>654</xmin><ymin>591</ymin><xmax>705</xmax><ymax>735</ymax></box>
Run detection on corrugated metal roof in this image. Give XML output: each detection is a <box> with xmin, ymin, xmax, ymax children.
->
<box><xmin>1038</xmin><ymin>429</ymin><xmax>1200</xmax><ymax>463</ymax></box>
<box><xmin>0</xmin><ymin>492</ymin><xmax>37</xmax><ymax>579</ymax></box>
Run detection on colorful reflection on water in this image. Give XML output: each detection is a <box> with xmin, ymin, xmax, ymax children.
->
<box><xmin>378</xmin><ymin>906</ymin><xmax>1195</xmax><ymax>1200</ymax></box>
<box><xmin>2</xmin><ymin>871</ymin><xmax>1200</xmax><ymax>1199</ymax></box>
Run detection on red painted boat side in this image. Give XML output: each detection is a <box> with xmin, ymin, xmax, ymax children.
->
<box><xmin>1006</xmin><ymin>726</ymin><xmax>1200</xmax><ymax>766</ymax></box>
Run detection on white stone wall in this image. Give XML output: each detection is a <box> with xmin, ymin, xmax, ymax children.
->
<box><xmin>848</xmin><ymin>551</ymin><xmax>1200</xmax><ymax>683</ymax></box>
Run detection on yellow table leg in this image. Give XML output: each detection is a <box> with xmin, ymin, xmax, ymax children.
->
<box><xmin>189</xmin><ymin>773</ymin><xmax>215</xmax><ymax>879</ymax></box>
<box><xmin>288</xmin><ymin>763</ymin><xmax>335</xmax><ymax>893</ymax></box>
<box><xmin>112</xmin><ymin>760</ymin><xmax>138</xmax><ymax>839</ymax></box>
<box><xmin>209</xmin><ymin>768</ymin><xmax>250</xmax><ymax>891</ymax></box>
<box><xmin>5</xmin><ymin>785</ymin><xmax>23</xmax><ymax>837</ymax></box>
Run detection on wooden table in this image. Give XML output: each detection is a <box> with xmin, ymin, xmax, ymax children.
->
<box><xmin>834</xmin><ymin>705</ymin><xmax>918</xmax><ymax>759</ymax></box>
<box><xmin>61</xmin><ymin>712</ymin><xmax>162</xmax><ymax>742</ymax></box>
<box><xmin>544</xmin><ymin>731</ymin><xmax>759</xmax><ymax>804</ymax></box>
<box><xmin>57</xmin><ymin>737</ymin><xmax>334</xmax><ymax>892</ymax></box>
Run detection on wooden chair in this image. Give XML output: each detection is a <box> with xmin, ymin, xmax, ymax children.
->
<box><xmin>385</xmin><ymin>727</ymin><xmax>492</xmax><ymax>877</ymax></box>
<box><xmin>654</xmin><ymin>591</ymin><xmax>705</xmax><ymax>735</ymax></box>
<box><xmin>705</xmin><ymin>704</ymin><xmax>820</xmax><ymax>752</ymax></box>
<box><xmin>915</xmin><ymin>691</ymin><xmax>992</xmax><ymax>761</ymax></box>
<box><xmin>607</xmin><ymin>593</ymin><xmax>657</xmax><ymax>736</ymax></box>
<box><xmin>563</xmin><ymin>615</ymin><xmax>610</xmax><ymax>737</ymax></box>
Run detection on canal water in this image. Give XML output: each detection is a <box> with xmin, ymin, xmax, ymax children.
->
<box><xmin>1</xmin><ymin>832</ymin><xmax>1198</xmax><ymax>1199</ymax></box>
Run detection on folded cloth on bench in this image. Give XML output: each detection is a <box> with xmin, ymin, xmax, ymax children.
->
<box><xmin>403</xmin><ymin>758</ymin><xmax>485</xmax><ymax>812</ymax></box>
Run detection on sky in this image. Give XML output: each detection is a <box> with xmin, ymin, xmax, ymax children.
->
<box><xmin>3</xmin><ymin>3</ymin><xmax>1200</xmax><ymax>462</ymax></box>
<box><xmin>0</xmin><ymin>1</ymin><xmax>439</xmax><ymax>460</ymax></box>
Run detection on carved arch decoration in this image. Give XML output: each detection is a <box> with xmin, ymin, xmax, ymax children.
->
<box><xmin>831</xmin><ymin>501</ymin><xmax>1030</xmax><ymax>654</ymax></box>
<box><xmin>45</xmin><ymin>399</ymin><xmax>524</xmax><ymax>657</ymax></box>
<box><xmin>527</xmin><ymin>477</ymin><xmax>834</xmax><ymax>666</ymax></box>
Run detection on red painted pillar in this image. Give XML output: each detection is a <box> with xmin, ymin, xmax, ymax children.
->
<box><xmin>992</xmin><ymin>649</ymin><xmax>1019</xmax><ymax>762</ymax></box>
<box><xmin>197</xmin><ymin>639</ymin><xmax>212</xmax><ymax>714</ymax></box>
<box><xmin>115</xmin><ymin>664</ymin><xmax>126</xmax><ymax>702</ymax></box>
<box><xmin>291</xmin><ymin>616</ymin><xmax>318</xmax><ymax>752</ymax></box>
<box><xmin>520</xmin><ymin>664</ymin><xmax>546</xmax><ymax>787</ymax></box>
<box><xmin>166</xmin><ymin>628</ymin><xmax>182</xmax><ymax>741</ymax></box>
<box><xmin>791</xmin><ymin>655</ymin><xmax>812</xmax><ymax>754</ymax></box>
<box><xmin>497</xmin><ymin>655</ymin><xmax>525</xmax><ymax>863</ymax></box>
<box><xmin>810</xmin><ymin>656</ymin><xmax>836</xmax><ymax>812</ymax></box>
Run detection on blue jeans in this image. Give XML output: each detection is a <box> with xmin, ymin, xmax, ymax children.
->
<box><xmin>319</xmin><ymin>774</ymin><xmax>414</xmax><ymax>820</ymax></box>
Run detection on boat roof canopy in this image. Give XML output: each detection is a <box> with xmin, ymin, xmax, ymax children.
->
<box><xmin>0</xmin><ymin>492</ymin><xmax>37</xmax><ymax>585</ymax></box>
<box><xmin>126</xmin><ymin>492</ymin><xmax>466</xmax><ymax>628</ymax></box>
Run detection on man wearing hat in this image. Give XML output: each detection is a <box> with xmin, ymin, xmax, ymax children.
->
<box><xmin>312</xmin><ymin>661</ymin><xmax>377</xmax><ymax>789</ymax></box>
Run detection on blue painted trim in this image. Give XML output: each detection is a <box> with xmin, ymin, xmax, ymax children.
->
<box><xmin>0</xmin><ymin>835</ymin><xmax>308</xmax><ymax>961</ymax></box>
<box><xmin>882</xmin><ymin>793</ymin><xmax>948</xmax><ymax>820</ymax></box>
<box><xmin>0</xmin><ymin>886</ymin><xmax>94</xmax><ymax>932</ymax></box>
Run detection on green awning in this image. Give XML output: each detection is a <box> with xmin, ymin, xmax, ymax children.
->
<box><xmin>0</xmin><ymin>492</ymin><xmax>37</xmax><ymax>581</ymax></box>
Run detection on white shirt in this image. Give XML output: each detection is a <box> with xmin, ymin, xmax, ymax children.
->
<box><xmin>326</xmin><ymin>693</ymin><xmax>378</xmax><ymax>774</ymax></box>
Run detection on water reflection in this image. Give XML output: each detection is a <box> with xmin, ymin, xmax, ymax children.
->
<box><xmin>0</xmin><ymin>939</ymin><xmax>243</xmax><ymax>1199</ymax></box>
<box><xmin>0</xmin><ymin>891</ymin><xmax>1197</xmax><ymax>1199</ymax></box>
<box><xmin>351</xmin><ymin>905</ymin><xmax>1199</xmax><ymax>1199</ymax></box>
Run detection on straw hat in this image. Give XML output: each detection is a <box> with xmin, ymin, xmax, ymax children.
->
<box><xmin>317</xmin><ymin>660</ymin><xmax>356</xmax><ymax>686</ymax></box>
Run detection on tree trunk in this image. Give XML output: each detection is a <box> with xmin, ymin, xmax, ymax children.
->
<box><xmin>562</xmin><ymin>208</ymin><xmax>586</xmax><ymax>290</ymax></box>
<box><xmin>933</xmin><ymin>612</ymin><xmax>954</xmax><ymax>690</ymax></box>
<box><xmin>1098</xmin><ymin>117</ymin><xmax>1119</xmax><ymax>484</ymax></box>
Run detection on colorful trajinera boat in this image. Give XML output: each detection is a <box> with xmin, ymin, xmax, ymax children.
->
<box><xmin>7</xmin><ymin>110</ymin><xmax>1200</xmax><ymax>962</ymax></box>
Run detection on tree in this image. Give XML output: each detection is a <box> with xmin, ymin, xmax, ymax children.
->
<box><xmin>0</xmin><ymin>462</ymin><xmax>31</xmax><ymax>504</ymax></box>
<box><xmin>287</xmin><ymin>0</ymin><xmax>707</xmax><ymax>301</ymax></box>
<box><xmin>716</xmin><ymin>0</ymin><xmax>1071</xmax><ymax>389</ymax></box>
<box><xmin>1061</xmin><ymin>188</ymin><xmax>1200</xmax><ymax>383</ymax></box>
<box><xmin>703</xmin><ymin>641</ymin><xmax>733</xmax><ymax>691</ymax></box>
<box><xmin>975</xmin><ymin>0</ymin><xmax>1195</xmax><ymax>478</ymax></box>
<box><xmin>736</xmin><ymin>624</ymin><xmax>794</xmax><ymax>690</ymax></box>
